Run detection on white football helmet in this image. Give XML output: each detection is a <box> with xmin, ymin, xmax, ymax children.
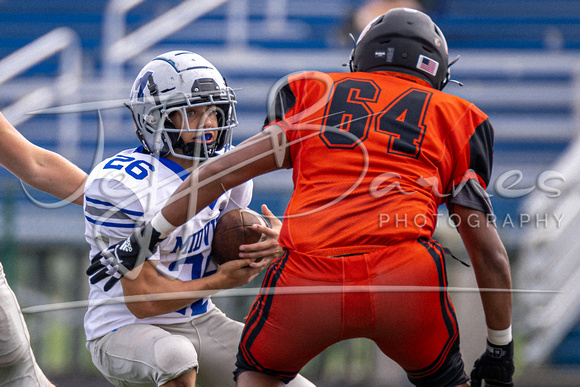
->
<box><xmin>128</xmin><ymin>50</ymin><xmax>237</xmax><ymax>160</ymax></box>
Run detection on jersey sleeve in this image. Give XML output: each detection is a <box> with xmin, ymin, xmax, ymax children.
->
<box><xmin>264</xmin><ymin>71</ymin><xmax>333</xmax><ymax>130</ymax></box>
<box><xmin>264</xmin><ymin>74</ymin><xmax>297</xmax><ymax>128</ymax></box>
<box><xmin>84</xmin><ymin>176</ymin><xmax>158</xmax><ymax>259</ymax></box>
<box><xmin>263</xmin><ymin>71</ymin><xmax>336</xmax><ymax>173</ymax></box>
<box><xmin>447</xmin><ymin>117</ymin><xmax>495</xmax><ymax>215</ymax></box>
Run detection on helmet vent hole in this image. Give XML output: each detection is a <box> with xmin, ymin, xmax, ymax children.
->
<box><xmin>372</xmin><ymin>16</ymin><xmax>384</xmax><ymax>27</ymax></box>
<box><xmin>422</xmin><ymin>46</ymin><xmax>433</xmax><ymax>53</ymax></box>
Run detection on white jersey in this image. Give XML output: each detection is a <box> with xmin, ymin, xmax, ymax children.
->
<box><xmin>83</xmin><ymin>147</ymin><xmax>253</xmax><ymax>340</ymax></box>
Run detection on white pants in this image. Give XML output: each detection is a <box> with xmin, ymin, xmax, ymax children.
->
<box><xmin>87</xmin><ymin>307</ymin><xmax>315</xmax><ymax>386</ymax></box>
<box><xmin>0</xmin><ymin>262</ymin><xmax>50</xmax><ymax>387</ymax></box>
<box><xmin>87</xmin><ymin>307</ymin><xmax>236</xmax><ymax>386</ymax></box>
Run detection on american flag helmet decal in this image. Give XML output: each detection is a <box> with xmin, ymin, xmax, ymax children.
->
<box><xmin>416</xmin><ymin>55</ymin><xmax>439</xmax><ymax>76</ymax></box>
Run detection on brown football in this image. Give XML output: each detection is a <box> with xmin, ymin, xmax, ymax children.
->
<box><xmin>211</xmin><ymin>208</ymin><xmax>268</xmax><ymax>265</ymax></box>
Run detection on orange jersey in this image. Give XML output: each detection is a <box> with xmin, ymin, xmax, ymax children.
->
<box><xmin>266</xmin><ymin>71</ymin><xmax>494</xmax><ymax>256</ymax></box>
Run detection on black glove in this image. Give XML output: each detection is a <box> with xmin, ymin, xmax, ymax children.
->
<box><xmin>86</xmin><ymin>222</ymin><xmax>163</xmax><ymax>291</ymax></box>
<box><xmin>471</xmin><ymin>340</ymin><xmax>514</xmax><ymax>387</ymax></box>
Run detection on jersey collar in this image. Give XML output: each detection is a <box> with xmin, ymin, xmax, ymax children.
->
<box><xmin>374</xmin><ymin>71</ymin><xmax>433</xmax><ymax>88</ymax></box>
<box><xmin>134</xmin><ymin>146</ymin><xmax>190</xmax><ymax>181</ymax></box>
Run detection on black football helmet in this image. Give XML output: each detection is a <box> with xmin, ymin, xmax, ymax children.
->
<box><xmin>349</xmin><ymin>8</ymin><xmax>451</xmax><ymax>90</ymax></box>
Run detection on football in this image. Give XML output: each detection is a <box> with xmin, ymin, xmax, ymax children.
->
<box><xmin>211</xmin><ymin>208</ymin><xmax>269</xmax><ymax>265</ymax></box>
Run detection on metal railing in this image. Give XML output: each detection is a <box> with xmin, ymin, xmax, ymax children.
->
<box><xmin>100</xmin><ymin>0</ymin><xmax>233</xmax><ymax>133</ymax></box>
<box><xmin>517</xmin><ymin>67</ymin><xmax>580</xmax><ymax>363</ymax></box>
<box><xmin>0</xmin><ymin>27</ymin><xmax>82</xmax><ymax>160</ymax></box>
<box><xmin>102</xmin><ymin>0</ymin><xmax>229</xmax><ymax>83</ymax></box>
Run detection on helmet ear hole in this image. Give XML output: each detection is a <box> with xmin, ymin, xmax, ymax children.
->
<box><xmin>165</xmin><ymin>116</ymin><xmax>177</xmax><ymax>130</ymax></box>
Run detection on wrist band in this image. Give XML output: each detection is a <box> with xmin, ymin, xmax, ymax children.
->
<box><xmin>487</xmin><ymin>325</ymin><xmax>512</xmax><ymax>346</ymax></box>
<box><xmin>150</xmin><ymin>212</ymin><xmax>177</xmax><ymax>238</ymax></box>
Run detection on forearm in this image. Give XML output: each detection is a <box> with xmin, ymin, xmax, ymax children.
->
<box><xmin>121</xmin><ymin>258</ymin><xmax>259</xmax><ymax>319</ymax></box>
<box><xmin>23</xmin><ymin>150</ymin><xmax>86</xmax><ymax>204</ymax></box>
<box><xmin>160</xmin><ymin>129</ymin><xmax>286</xmax><ymax>229</ymax></box>
<box><xmin>455</xmin><ymin>205</ymin><xmax>513</xmax><ymax>330</ymax></box>
<box><xmin>471</xmin><ymin>250</ymin><xmax>513</xmax><ymax>330</ymax></box>
<box><xmin>0</xmin><ymin>113</ymin><xmax>86</xmax><ymax>205</ymax></box>
<box><xmin>160</xmin><ymin>165</ymin><xmax>232</xmax><ymax>230</ymax></box>
<box><xmin>121</xmin><ymin>262</ymin><xmax>224</xmax><ymax>318</ymax></box>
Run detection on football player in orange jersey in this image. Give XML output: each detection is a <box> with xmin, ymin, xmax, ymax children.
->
<box><xmin>89</xmin><ymin>8</ymin><xmax>514</xmax><ymax>387</ymax></box>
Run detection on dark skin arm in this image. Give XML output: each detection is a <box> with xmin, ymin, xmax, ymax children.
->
<box><xmin>161</xmin><ymin>125</ymin><xmax>291</xmax><ymax>230</ymax></box>
<box><xmin>454</xmin><ymin>204</ymin><xmax>512</xmax><ymax>330</ymax></box>
<box><xmin>239</xmin><ymin>204</ymin><xmax>284</xmax><ymax>260</ymax></box>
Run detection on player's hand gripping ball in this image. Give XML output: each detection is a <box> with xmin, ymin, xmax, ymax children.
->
<box><xmin>211</xmin><ymin>208</ymin><xmax>269</xmax><ymax>265</ymax></box>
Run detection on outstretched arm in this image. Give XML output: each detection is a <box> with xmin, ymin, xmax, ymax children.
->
<box><xmin>161</xmin><ymin>125</ymin><xmax>290</xmax><ymax>229</ymax></box>
<box><xmin>453</xmin><ymin>204</ymin><xmax>514</xmax><ymax>387</ymax></box>
<box><xmin>0</xmin><ymin>112</ymin><xmax>86</xmax><ymax>205</ymax></box>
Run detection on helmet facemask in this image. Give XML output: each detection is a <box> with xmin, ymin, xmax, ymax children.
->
<box><xmin>157</xmin><ymin>90</ymin><xmax>237</xmax><ymax>161</ymax></box>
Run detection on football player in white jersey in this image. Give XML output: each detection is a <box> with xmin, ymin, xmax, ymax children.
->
<box><xmin>83</xmin><ymin>51</ymin><xmax>314</xmax><ymax>387</ymax></box>
<box><xmin>0</xmin><ymin>112</ymin><xmax>86</xmax><ymax>386</ymax></box>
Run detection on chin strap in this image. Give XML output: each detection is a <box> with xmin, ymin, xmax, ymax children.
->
<box><xmin>447</xmin><ymin>55</ymin><xmax>464</xmax><ymax>87</ymax></box>
<box><xmin>175</xmin><ymin>137</ymin><xmax>218</xmax><ymax>159</ymax></box>
<box><xmin>344</xmin><ymin>33</ymin><xmax>357</xmax><ymax>71</ymax></box>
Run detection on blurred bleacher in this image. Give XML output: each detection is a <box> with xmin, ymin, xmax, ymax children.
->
<box><xmin>438</xmin><ymin>0</ymin><xmax>580</xmax><ymax>49</ymax></box>
<box><xmin>1</xmin><ymin>0</ymin><xmax>580</xmax><ymax>385</ymax></box>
